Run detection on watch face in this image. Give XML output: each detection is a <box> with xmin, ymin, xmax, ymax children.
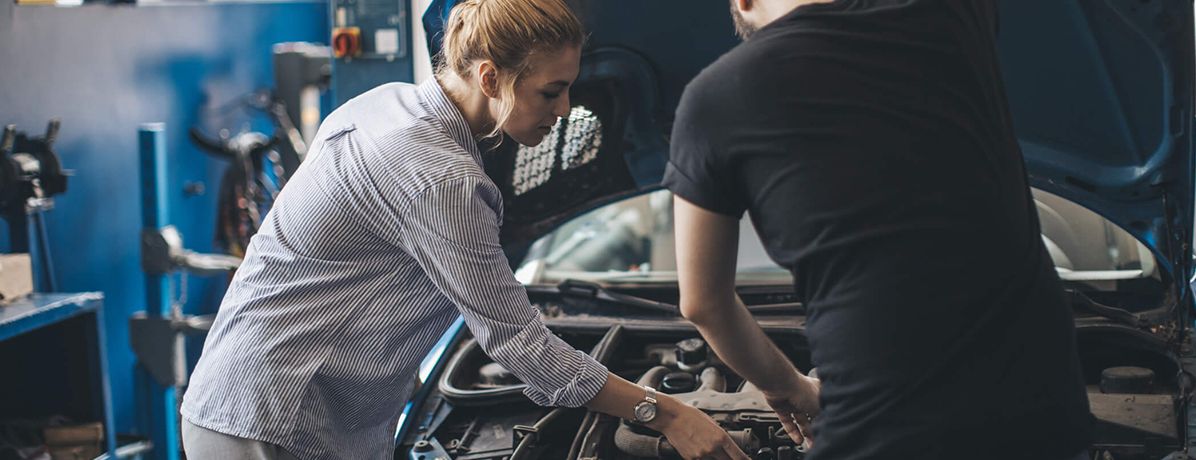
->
<box><xmin>634</xmin><ymin>401</ymin><xmax>657</xmax><ymax>423</ymax></box>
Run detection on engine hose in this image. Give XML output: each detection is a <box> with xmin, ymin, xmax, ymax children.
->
<box><xmin>697</xmin><ymin>366</ymin><xmax>725</xmax><ymax>392</ymax></box>
<box><xmin>614</xmin><ymin>423</ymin><xmax>754</xmax><ymax>458</ymax></box>
<box><xmin>636</xmin><ymin>365</ymin><xmax>673</xmax><ymax>387</ymax></box>
<box><xmin>510</xmin><ymin>408</ymin><xmax>569</xmax><ymax>460</ymax></box>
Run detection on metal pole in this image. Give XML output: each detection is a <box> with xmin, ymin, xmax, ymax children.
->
<box><xmin>137</xmin><ymin>123</ymin><xmax>180</xmax><ymax>460</ymax></box>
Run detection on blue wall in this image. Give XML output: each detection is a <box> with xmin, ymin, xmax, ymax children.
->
<box><xmin>0</xmin><ymin>0</ymin><xmax>327</xmax><ymax>436</ymax></box>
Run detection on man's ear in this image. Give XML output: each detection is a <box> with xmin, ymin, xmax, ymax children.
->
<box><xmin>477</xmin><ymin>61</ymin><xmax>500</xmax><ymax>99</ymax></box>
<box><xmin>734</xmin><ymin>0</ymin><xmax>753</xmax><ymax>14</ymax></box>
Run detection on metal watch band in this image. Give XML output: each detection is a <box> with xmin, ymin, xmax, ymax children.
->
<box><xmin>643</xmin><ymin>385</ymin><xmax>657</xmax><ymax>404</ymax></box>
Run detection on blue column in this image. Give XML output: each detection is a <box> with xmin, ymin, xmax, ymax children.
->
<box><xmin>137</xmin><ymin>123</ymin><xmax>180</xmax><ymax>460</ymax></box>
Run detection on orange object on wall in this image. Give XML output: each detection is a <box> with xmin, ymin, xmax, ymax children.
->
<box><xmin>332</xmin><ymin>27</ymin><xmax>362</xmax><ymax>59</ymax></box>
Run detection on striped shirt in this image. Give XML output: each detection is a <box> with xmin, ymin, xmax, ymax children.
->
<box><xmin>181</xmin><ymin>79</ymin><xmax>609</xmax><ymax>460</ymax></box>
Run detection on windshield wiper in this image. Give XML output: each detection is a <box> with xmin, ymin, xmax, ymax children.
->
<box><xmin>544</xmin><ymin>279</ymin><xmax>679</xmax><ymax>314</ymax></box>
<box><xmin>534</xmin><ymin>279</ymin><xmax>803</xmax><ymax>315</ymax></box>
<box><xmin>1065</xmin><ymin>289</ymin><xmax>1159</xmax><ymax>328</ymax></box>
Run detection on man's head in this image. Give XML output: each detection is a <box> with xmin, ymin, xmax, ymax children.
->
<box><xmin>728</xmin><ymin>0</ymin><xmax>761</xmax><ymax>39</ymax></box>
<box><xmin>728</xmin><ymin>0</ymin><xmax>836</xmax><ymax>40</ymax></box>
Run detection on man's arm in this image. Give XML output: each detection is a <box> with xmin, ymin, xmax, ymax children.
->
<box><xmin>673</xmin><ymin>195</ymin><xmax>821</xmax><ymax>443</ymax></box>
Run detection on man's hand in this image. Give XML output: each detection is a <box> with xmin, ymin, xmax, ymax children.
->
<box><xmin>762</xmin><ymin>373</ymin><xmax>821</xmax><ymax>449</ymax></box>
<box><xmin>651</xmin><ymin>396</ymin><xmax>751</xmax><ymax>460</ymax></box>
<box><xmin>674</xmin><ymin>194</ymin><xmax>820</xmax><ymax>450</ymax></box>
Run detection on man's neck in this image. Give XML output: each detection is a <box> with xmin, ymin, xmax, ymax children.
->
<box><xmin>761</xmin><ymin>0</ymin><xmax>836</xmax><ymax>23</ymax></box>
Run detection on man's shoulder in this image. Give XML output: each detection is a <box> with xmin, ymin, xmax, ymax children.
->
<box><xmin>682</xmin><ymin>33</ymin><xmax>813</xmax><ymax>111</ymax></box>
<box><xmin>685</xmin><ymin>41</ymin><xmax>762</xmax><ymax>98</ymax></box>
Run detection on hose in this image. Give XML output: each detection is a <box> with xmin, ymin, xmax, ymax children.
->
<box><xmin>615</xmin><ymin>365</ymin><xmax>754</xmax><ymax>457</ymax></box>
<box><xmin>509</xmin><ymin>408</ymin><xmax>570</xmax><ymax>460</ymax></box>
<box><xmin>613</xmin><ymin>424</ymin><xmax>754</xmax><ymax>458</ymax></box>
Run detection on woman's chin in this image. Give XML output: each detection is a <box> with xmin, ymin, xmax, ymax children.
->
<box><xmin>512</xmin><ymin>131</ymin><xmax>548</xmax><ymax>147</ymax></box>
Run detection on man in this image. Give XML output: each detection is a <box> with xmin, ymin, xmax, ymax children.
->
<box><xmin>665</xmin><ymin>0</ymin><xmax>1094</xmax><ymax>458</ymax></box>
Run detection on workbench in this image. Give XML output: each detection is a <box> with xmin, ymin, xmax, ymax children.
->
<box><xmin>0</xmin><ymin>292</ymin><xmax>117</xmax><ymax>455</ymax></box>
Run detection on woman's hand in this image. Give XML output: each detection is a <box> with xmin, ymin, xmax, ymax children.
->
<box><xmin>762</xmin><ymin>373</ymin><xmax>821</xmax><ymax>449</ymax></box>
<box><xmin>583</xmin><ymin>373</ymin><xmax>748</xmax><ymax>459</ymax></box>
<box><xmin>650</xmin><ymin>396</ymin><xmax>750</xmax><ymax>460</ymax></box>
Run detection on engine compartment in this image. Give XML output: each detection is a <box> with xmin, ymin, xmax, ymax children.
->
<box><xmin>403</xmin><ymin>325</ymin><xmax>811</xmax><ymax>460</ymax></box>
<box><xmin>400</xmin><ymin>319</ymin><xmax>1186</xmax><ymax>460</ymax></box>
<box><xmin>1074</xmin><ymin>323</ymin><xmax>1187</xmax><ymax>459</ymax></box>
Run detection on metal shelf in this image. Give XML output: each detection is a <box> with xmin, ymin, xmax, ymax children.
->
<box><xmin>0</xmin><ymin>292</ymin><xmax>104</xmax><ymax>342</ymax></box>
<box><xmin>0</xmin><ymin>291</ymin><xmax>114</xmax><ymax>454</ymax></box>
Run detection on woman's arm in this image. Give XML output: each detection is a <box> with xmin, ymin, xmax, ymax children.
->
<box><xmin>399</xmin><ymin>175</ymin><xmax>747</xmax><ymax>459</ymax></box>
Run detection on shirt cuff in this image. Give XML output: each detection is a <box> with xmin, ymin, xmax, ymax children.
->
<box><xmin>662</xmin><ymin>161</ymin><xmax>746</xmax><ymax>218</ymax></box>
<box><xmin>522</xmin><ymin>350</ymin><xmax>608</xmax><ymax>407</ymax></box>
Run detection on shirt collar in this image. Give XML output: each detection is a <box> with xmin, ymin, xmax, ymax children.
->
<box><xmin>418</xmin><ymin>78</ymin><xmax>484</xmax><ymax>166</ymax></box>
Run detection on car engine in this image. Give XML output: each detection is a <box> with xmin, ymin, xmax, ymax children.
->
<box><xmin>400</xmin><ymin>308</ymin><xmax>1187</xmax><ymax>460</ymax></box>
<box><xmin>403</xmin><ymin>326</ymin><xmax>810</xmax><ymax>460</ymax></box>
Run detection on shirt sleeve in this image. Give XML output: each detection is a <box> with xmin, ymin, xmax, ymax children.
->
<box><xmin>663</xmin><ymin>79</ymin><xmax>748</xmax><ymax>218</ymax></box>
<box><xmin>399</xmin><ymin>175</ymin><xmax>608</xmax><ymax>407</ymax></box>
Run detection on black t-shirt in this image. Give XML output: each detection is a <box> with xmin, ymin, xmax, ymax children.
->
<box><xmin>664</xmin><ymin>1</ymin><xmax>1094</xmax><ymax>458</ymax></box>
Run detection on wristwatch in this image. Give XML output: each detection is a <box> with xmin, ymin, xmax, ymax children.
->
<box><xmin>633</xmin><ymin>385</ymin><xmax>659</xmax><ymax>424</ymax></box>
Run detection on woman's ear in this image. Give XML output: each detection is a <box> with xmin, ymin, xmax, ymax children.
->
<box><xmin>477</xmin><ymin>61</ymin><xmax>500</xmax><ymax>99</ymax></box>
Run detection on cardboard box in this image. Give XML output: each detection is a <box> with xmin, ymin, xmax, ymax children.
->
<box><xmin>0</xmin><ymin>254</ymin><xmax>33</xmax><ymax>304</ymax></box>
<box><xmin>44</xmin><ymin>422</ymin><xmax>104</xmax><ymax>460</ymax></box>
<box><xmin>43</xmin><ymin>422</ymin><xmax>103</xmax><ymax>446</ymax></box>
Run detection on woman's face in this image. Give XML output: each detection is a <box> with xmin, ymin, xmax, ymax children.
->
<box><xmin>500</xmin><ymin>45</ymin><xmax>581</xmax><ymax>147</ymax></box>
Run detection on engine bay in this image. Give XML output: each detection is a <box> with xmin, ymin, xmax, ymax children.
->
<box><xmin>400</xmin><ymin>315</ymin><xmax>1188</xmax><ymax>460</ymax></box>
<box><xmin>402</xmin><ymin>325</ymin><xmax>812</xmax><ymax>460</ymax></box>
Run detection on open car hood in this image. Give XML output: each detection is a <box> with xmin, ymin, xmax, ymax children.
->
<box><xmin>423</xmin><ymin>0</ymin><xmax>738</xmax><ymax>243</ymax></box>
<box><xmin>423</xmin><ymin>0</ymin><xmax>1195</xmax><ymax>292</ymax></box>
<box><xmin>997</xmin><ymin>0</ymin><xmax>1194</xmax><ymax>303</ymax></box>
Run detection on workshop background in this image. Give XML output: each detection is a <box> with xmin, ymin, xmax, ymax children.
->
<box><xmin>0</xmin><ymin>0</ymin><xmax>435</xmax><ymax>456</ymax></box>
<box><xmin>2</xmin><ymin>0</ymin><xmax>1196</xmax><ymax>459</ymax></box>
<box><xmin>1</xmin><ymin>0</ymin><xmax>712</xmax><ymax>455</ymax></box>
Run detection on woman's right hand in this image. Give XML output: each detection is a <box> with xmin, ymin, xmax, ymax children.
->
<box><xmin>651</xmin><ymin>396</ymin><xmax>750</xmax><ymax>460</ymax></box>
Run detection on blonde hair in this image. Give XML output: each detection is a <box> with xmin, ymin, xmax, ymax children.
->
<box><xmin>436</xmin><ymin>0</ymin><xmax>584</xmax><ymax>139</ymax></box>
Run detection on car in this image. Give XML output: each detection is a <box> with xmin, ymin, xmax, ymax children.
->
<box><xmin>396</xmin><ymin>1</ymin><xmax>1196</xmax><ymax>459</ymax></box>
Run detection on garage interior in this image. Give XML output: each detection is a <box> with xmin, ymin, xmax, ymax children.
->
<box><xmin>2</xmin><ymin>0</ymin><xmax>1196</xmax><ymax>459</ymax></box>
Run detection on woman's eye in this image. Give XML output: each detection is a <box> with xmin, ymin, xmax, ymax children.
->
<box><xmin>542</xmin><ymin>92</ymin><xmax>561</xmax><ymax>99</ymax></box>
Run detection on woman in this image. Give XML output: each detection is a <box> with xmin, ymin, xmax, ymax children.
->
<box><xmin>179</xmin><ymin>1</ymin><xmax>749</xmax><ymax>459</ymax></box>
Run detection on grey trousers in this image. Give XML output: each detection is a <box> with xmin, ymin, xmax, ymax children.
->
<box><xmin>181</xmin><ymin>419</ymin><xmax>300</xmax><ymax>460</ymax></box>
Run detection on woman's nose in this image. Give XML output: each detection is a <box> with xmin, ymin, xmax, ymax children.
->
<box><xmin>553</xmin><ymin>93</ymin><xmax>571</xmax><ymax>118</ymax></box>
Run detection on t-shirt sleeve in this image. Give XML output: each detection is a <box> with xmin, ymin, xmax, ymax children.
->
<box><xmin>663</xmin><ymin>78</ymin><xmax>747</xmax><ymax>217</ymax></box>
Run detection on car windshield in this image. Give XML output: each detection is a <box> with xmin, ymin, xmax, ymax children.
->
<box><xmin>514</xmin><ymin>189</ymin><xmax>1161</xmax><ymax>293</ymax></box>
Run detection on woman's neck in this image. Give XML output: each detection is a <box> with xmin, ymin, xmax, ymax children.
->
<box><xmin>438</xmin><ymin>74</ymin><xmax>495</xmax><ymax>139</ymax></box>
